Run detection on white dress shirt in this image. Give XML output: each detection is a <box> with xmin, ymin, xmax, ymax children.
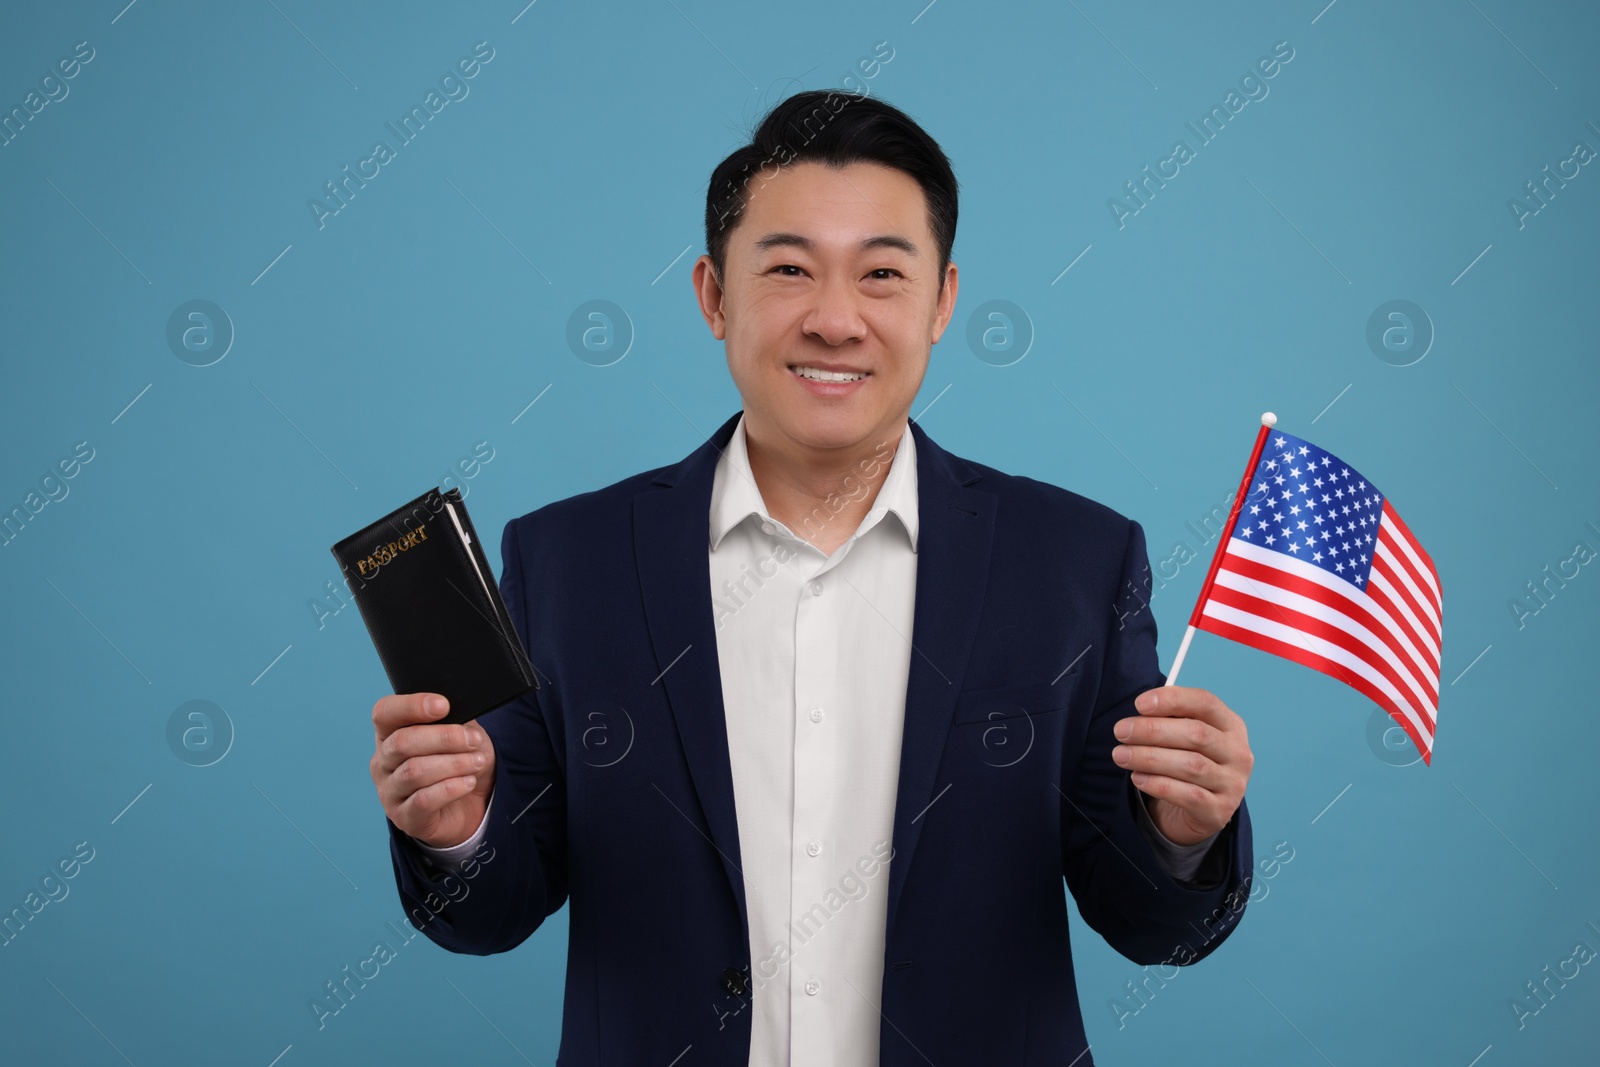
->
<box><xmin>414</xmin><ymin>412</ymin><xmax>1217</xmax><ymax>1065</ymax></box>
<box><xmin>707</xmin><ymin>412</ymin><xmax>921</xmax><ymax>1064</ymax></box>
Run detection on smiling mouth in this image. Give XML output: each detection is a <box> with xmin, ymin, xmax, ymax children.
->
<box><xmin>789</xmin><ymin>364</ymin><xmax>871</xmax><ymax>382</ymax></box>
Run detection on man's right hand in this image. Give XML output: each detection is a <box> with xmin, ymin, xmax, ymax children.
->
<box><xmin>371</xmin><ymin>693</ymin><xmax>496</xmax><ymax>849</ymax></box>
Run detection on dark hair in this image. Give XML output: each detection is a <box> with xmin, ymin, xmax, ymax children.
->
<box><xmin>703</xmin><ymin>89</ymin><xmax>958</xmax><ymax>291</ymax></box>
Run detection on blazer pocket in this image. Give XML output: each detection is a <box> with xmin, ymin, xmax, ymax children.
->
<box><xmin>952</xmin><ymin>681</ymin><xmax>1076</xmax><ymax>725</ymax></box>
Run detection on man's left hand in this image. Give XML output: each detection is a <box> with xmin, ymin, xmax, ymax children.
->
<box><xmin>1112</xmin><ymin>685</ymin><xmax>1253</xmax><ymax>847</ymax></box>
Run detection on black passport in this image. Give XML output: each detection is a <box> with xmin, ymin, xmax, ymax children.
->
<box><xmin>330</xmin><ymin>486</ymin><xmax>537</xmax><ymax>725</ymax></box>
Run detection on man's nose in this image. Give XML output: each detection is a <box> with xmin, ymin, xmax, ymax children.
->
<box><xmin>802</xmin><ymin>274</ymin><xmax>868</xmax><ymax>346</ymax></box>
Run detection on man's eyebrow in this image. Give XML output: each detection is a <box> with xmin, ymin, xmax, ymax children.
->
<box><xmin>752</xmin><ymin>232</ymin><xmax>922</xmax><ymax>257</ymax></box>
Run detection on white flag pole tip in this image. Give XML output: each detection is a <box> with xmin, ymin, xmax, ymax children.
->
<box><xmin>1165</xmin><ymin>624</ymin><xmax>1197</xmax><ymax>687</ymax></box>
<box><xmin>1166</xmin><ymin>415</ymin><xmax>1272</xmax><ymax>689</ymax></box>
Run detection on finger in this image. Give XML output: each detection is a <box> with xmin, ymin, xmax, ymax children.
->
<box><xmin>395</xmin><ymin>773</ymin><xmax>479</xmax><ymax>826</ymax></box>
<box><xmin>1114</xmin><ymin>711</ymin><xmax>1226</xmax><ymax>758</ymax></box>
<box><xmin>1113</xmin><ymin>742</ymin><xmax>1223</xmax><ymax>789</ymax></box>
<box><xmin>388</xmin><ymin>751</ymin><xmax>483</xmax><ymax>793</ymax></box>
<box><xmin>386</xmin><ymin>752</ymin><xmax>489</xmax><ymax>803</ymax></box>
<box><xmin>373</xmin><ymin>693</ymin><xmax>450</xmax><ymax>741</ymax></box>
<box><xmin>377</xmin><ymin>720</ymin><xmax>483</xmax><ymax>774</ymax></box>
<box><xmin>1133</xmin><ymin>685</ymin><xmax>1232</xmax><ymax>726</ymax></box>
<box><xmin>1129</xmin><ymin>772</ymin><xmax>1222</xmax><ymax>831</ymax></box>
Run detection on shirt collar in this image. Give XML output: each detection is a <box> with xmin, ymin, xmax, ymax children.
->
<box><xmin>709</xmin><ymin>411</ymin><xmax>919</xmax><ymax>553</ymax></box>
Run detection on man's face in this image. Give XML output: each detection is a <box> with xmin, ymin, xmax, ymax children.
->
<box><xmin>694</xmin><ymin>160</ymin><xmax>958</xmax><ymax>455</ymax></box>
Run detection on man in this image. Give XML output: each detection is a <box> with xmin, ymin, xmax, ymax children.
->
<box><xmin>369</xmin><ymin>90</ymin><xmax>1255</xmax><ymax>1065</ymax></box>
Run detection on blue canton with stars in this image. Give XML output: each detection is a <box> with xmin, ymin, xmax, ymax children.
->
<box><xmin>1232</xmin><ymin>429</ymin><xmax>1386</xmax><ymax>589</ymax></box>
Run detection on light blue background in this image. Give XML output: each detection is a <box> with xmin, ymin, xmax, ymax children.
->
<box><xmin>2</xmin><ymin>1</ymin><xmax>1596</xmax><ymax>1064</ymax></box>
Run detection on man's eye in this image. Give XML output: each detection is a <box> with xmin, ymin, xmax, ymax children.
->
<box><xmin>772</xmin><ymin>264</ymin><xmax>804</xmax><ymax>276</ymax></box>
<box><xmin>868</xmin><ymin>269</ymin><xmax>902</xmax><ymax>280</ymax></box>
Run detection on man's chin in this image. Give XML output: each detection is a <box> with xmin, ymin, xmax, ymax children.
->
<box><xmin>778</xmin><ymin>410</ymin><xmax>895</xmax><ymax>453</ymax></box>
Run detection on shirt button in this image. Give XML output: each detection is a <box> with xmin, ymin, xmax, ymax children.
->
<box><xmin>809</xmin><ymin>707</ymin><xmax>823</xmax><ymax>723</ymax></box>
<box><xmin>807</xmin><ymin>840</ymin><xmax>822</xmax><ymax>857</ymax></box>
<box><xmin>761</xmin><ymin>521</ymin><xmax>775</xmax><ymax>535</ymax></box>
<box><xmin>810</xmin><ymin>580</ymin><xmax>824</xmax><ymax>596</ymax></box>
<box><xmin>804</xmin><ymin>978</ymin><xmax>821</xmax><ymax>996</ymax></box>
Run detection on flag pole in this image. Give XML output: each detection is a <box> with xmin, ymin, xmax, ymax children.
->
<box><xmin>1165</xmin><ymin>411</ymin><xmax>1277</xmax><ymax>687</ymax></box>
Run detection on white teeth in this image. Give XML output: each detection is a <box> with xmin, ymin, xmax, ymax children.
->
<box><xmin>792</xmin><ymin>365</ymin><xmax>867</xmax><ymax>382</ymax></box>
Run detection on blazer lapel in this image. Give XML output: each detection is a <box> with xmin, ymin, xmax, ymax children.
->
<box><xmin>633</xmin><ymin>411</ymin><xmax>751</xmax><ymax>937</ymax></box>
<box><xmin>883</xmin><ymin>418</ymin><xmax>996</xmax><ymax>938</ymax></box>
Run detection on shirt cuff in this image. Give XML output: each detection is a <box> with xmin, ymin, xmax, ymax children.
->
<box><xmin>1131</xmin><ymin>784</ymin><xmax>1219</xmax><ymax>884</ymax></box>
<box><xmin>410</xmin><ymin>791</ymin><xmax>494</xmax><ymax>871</ymax></box>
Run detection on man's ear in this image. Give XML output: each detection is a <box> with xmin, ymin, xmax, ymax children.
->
<box><xmin>929</xmin><ymin>260</ymin><xmax>959</xmax><ymax>345</ymax></box>
<box><xmin>692</xmin><ymin>254</ymin><xmax>728</xmax><ymax>340</ymax></box>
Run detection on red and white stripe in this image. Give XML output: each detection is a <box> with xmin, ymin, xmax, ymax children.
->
<box><xmin>1193</xmin><ymin>500</ymin><xmax>1443</xmax><ymax>763</ymax></box>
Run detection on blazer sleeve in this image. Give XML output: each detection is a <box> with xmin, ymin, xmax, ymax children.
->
<box><xmin>385</xmin><ymin>513</ymin><xmax>570</xmax><ymax>954</ymax></box>
<box><xmin>1059</xmin><ymin>517</ymin><xmax>1254</xmax><ymax>967</ymax></box>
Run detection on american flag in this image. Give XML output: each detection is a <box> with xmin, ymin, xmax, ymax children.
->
<box><xmin>1187</xmin><ymin>425</ymin><xmax>1443</xmax><ymax>764</ymax></box>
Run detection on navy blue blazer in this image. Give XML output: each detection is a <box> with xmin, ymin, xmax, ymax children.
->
<box><xmin>386</xmin><ymin>410</ymin><xmax>1253</xmax><ymax>1066</ymax></box>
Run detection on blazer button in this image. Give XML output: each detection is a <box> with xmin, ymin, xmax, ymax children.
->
<box><xmin>722</xmin><ymin>967</ymin><xmax>748</xmax><ymax>997</ymax></box>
